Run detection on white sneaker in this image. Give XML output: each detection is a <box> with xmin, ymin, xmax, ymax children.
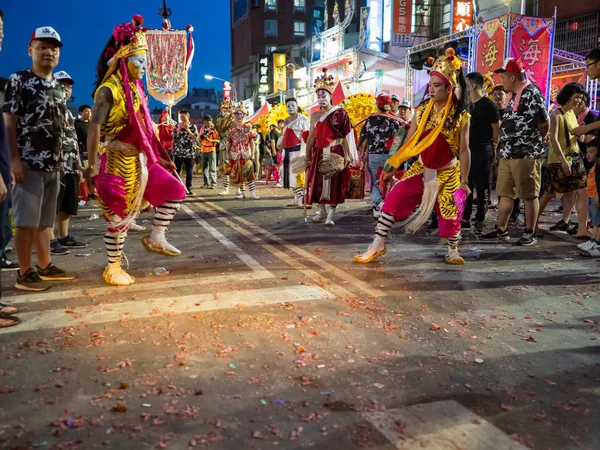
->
<box><xmin>275</xmin><ymin>183</ymin><xmax>283</xmax><ymax>188</ymax></box>
<box><xmin>325</xmin><ymin>218</ymin><xmax>335</xmax><ymax>226</ymax></box>
<box><xmin>445</xmin><ymin>248</ymin><xmax>465</xmax><ymax>265</ymax></box>
<box><xmin>250</xmin><ymin>191</ymin><xmax>260</xmax><ymax>200</ymax></box>
<box><xmin>577</xmin><ymin>240</ymin><xmax>596</xmax><ymax>250</ymax></box>
<box><xmin>581</xmin><ymin>243</ymin><xmax>600</xmax><ymax>257</ymax></box>
<box><xmin>310</xmin><ymin>211</ymin><xmax>325</xmax><ymax>223</ymax></box>
<box><xmin>219</xmin><ymin>189</ymin><xmax>230</xmax><ymax>196</ymax></box>
<box><xmin>235</xmin><ymin>189</ymin><xmax>246</xmax><ymax>199</ymax></box>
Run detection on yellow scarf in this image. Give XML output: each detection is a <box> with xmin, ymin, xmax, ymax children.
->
<box><xmin>386</xmin><ymin>94</ymin><xmax>453</xmax><ymax>169</ymax></box>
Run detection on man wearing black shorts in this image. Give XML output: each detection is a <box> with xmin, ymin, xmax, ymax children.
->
<box><xmin>52</xmin><ymin>71</ymin><xmax>86</xmax><ymax>254</ymax></box>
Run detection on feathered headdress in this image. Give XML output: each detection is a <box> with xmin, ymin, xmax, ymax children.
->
<box><xmin>314</xmin><ymin>68</ymin><xmax>335</xmax><ymax>94</ymax></box>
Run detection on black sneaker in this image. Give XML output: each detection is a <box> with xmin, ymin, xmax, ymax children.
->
<box><xmin>58</xmin><ymin>235</ymin><xmax>87</xmax><ymax>249</ymax></box>
<box><xmin>474</xmin><ymin>222</ymin><xmax>484</xmax><ymax>234</ymax></box>
<box><xmin>461</xmin><ymin>220</ymin><xmax>471</xmax><ymax>229</ymax></box>
<box><xmin>1</xmin><ymin>258</ymin><xmax>19</xmax><ymax>271</ymax></box>
<box><xmin>36</xmin><ymin>264</ymin><xmax>78</xmax><ymax>281</ymax></box>
<box><xmin>50</xmin><ymin>240</ymin><xmax>69</xmax><ymax>255</ymax></box>
<box><xmin>549</xmin><ymin>219</ymin><xmax>569</xmax><ymax>232</ymax></box>
<box><xmin>15</xmin><ymin>269</ymin><xmax>52</xmax><ymax>291</ymax></box>
<box><xmin>566</xmin><ymin>223</ymin><xmax>578</xmax><ymax>235</ymax></box>
<box><xmin>516</xmin><ymin>229</ymin><xmax>537</xmax><ymax>246</ymax></box>
<box><xmin>481</xmin><ymin>227</ymin><xmax>510</xmax><ymax>240</ymax></box>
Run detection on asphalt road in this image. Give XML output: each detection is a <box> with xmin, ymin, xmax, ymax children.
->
<box><xmin>0</xmin><ymin>178</ymin><xmax>598</xmax><ymax>450</ymax></box>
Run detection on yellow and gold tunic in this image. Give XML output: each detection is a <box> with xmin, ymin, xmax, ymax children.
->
<box><xmin>95</xmin><ymin>73</ymin><xmax>144</xmax><ymax>220</ymax></box>
<box><xmin>402</xmin><ymin>102</ymin><xmax>470</xmax><ymax>219</ymax></box>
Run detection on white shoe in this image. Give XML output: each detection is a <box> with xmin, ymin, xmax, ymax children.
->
<box><xmin>250</xmin><ymin>191</ymin><xmax>260</xmax><ymax>200</ymax></box>
<box><xmin>577</xmin><ymin>240</ymin><xmax>595</xmax><ymax>250</ymax></box>
<box><xmin>325</xmin><ymin>218</ymin><xmax>335</xmax><ymax>226</ymax></box>
<box><xmin>142</xmin><ymin>230</ymin><xmax>182</xmax><ymax>257</ymax></box>
<box><xmin>235</xmin><ymin>189</ymin><xmax>246</xmax><ymax>199</ymax></box>
<box><xmin>128</xmin><ymin>221</ymin><xmax>147</xmax><ymax>233</ymax></box>
<box><xmin>103</xmin><ymin>263</ymin><xmax>135</xmax><ymax>286</ymax></box>
<box><xmin>310</xmin><ymin>211</ymin><xmax>325</xmax><ymax>223</ymax></box>
<box><xmin>219</xmin><ymin>189</ymin><xmax>230</xmax><ymax>196</ymax></box>
<box><xmin>581</xmin><ymin>243</ymin><xmax>600</xmax><ymax>257</ymax></box>
<box><xmin>275</xmin><ymin>183</ymin><xmax>283</xmax><ymax>188</ymax></box>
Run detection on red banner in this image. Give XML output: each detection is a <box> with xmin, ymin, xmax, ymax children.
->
<box><xmin>223</xmin><ymin>81</ymin><xmax>232</xmax><ymax>102</ymax></box>
<box><xmin>550</xmin><ymin>71</ymin><xmax>586</xmax><ymax>103</ymax></box>
<box><xmin>475</xmin><ymin>15</ymin><xmax>508</xmax><ymax>87</ymax></box>
<box><xmin>509</xmin><ymin>14</ymin><xmax>555</xmax><ymax>104</ymax></box>
<box><xmin>452</xmin><ymin>0</ymin><xmax>473</xmax><ymax>33</ymax></box>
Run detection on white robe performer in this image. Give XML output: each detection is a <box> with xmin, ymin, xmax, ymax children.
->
<box><xmin>278</xmin><ymin>98</ymin><xmax>311</xmax><ymax>207</ymax></box>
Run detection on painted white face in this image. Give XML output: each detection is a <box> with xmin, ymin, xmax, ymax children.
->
<box><xmin>317</xmin><ymin>90</ymin><xmax>331</xmax><ymax>107</ymax></box>
<box><xmin>222</xmin><ymin>110</ymin><xmax>230</xmax><ymax>118</ymax></box>
<box><xmin>127</xmin><ymin>53</ymin><xmax>147</xmax><ymax>80</ymax></box>
<box><xmin>234</xmin><ymin>110</ymin><xmax>245</xmax><ymax>122</ymax></box>
<box><xmin>286</xmin><ymin>101</ymin><xmax>298</xmax><ymax>115</ymax></box>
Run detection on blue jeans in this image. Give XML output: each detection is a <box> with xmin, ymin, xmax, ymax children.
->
<box><xmin>368</xmin><ymin>153</ymin><xmax>387</xmax><ymax>206</ymax></box>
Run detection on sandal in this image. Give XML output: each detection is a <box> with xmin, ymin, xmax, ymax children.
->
<box><xmin>0</xmin><ymin>314</ymin><xmax>21</xmax><ymax>329</ymax></box>
<box><xmin>0</xmin><ymin>302</ymin><xmax>19</xmax><ymax>315</ymax></box>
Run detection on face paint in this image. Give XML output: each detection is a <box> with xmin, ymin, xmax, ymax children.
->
<box><xmin>234</xmin><ymin>111</ymin><xmax>244</xmax><ymax>122</ymax></box>
<box><xmin>286</xmin><ymin>101</ymin><xmax>298</xmax><ymax>115</ymax></box>
<box><xmin>127</xmin><ymin>53</ymin><xmax>147</xmax><ymax>80</ymax></box>
<box><xmin>317</xmin><ymin>90</ymin><xmax>331</xmax><ymax>107</ymax></box>
<box><xmin>222</xmin><ymin>111</ymin><xmax>230</xmax><ymax>118</ymax></box>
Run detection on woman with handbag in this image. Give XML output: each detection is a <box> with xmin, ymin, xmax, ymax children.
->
<box><xmin>537</xmin><ymin>82</ymin><xmax>590</xmax><ymax>239</ymax></box>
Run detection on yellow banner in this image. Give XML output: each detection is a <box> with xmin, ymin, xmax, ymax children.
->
<box><xmin>273</xmin><ymin>53</ymin><xmax>287</xmax><ymax>92</ymax></box>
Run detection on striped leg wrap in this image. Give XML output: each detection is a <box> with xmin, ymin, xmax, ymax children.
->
<box><xmin>294</xmin><ymin>188</ymin><xmax>304</xmax><ymax>203</ymax></box>
<box><xmin>223</xmin><ymin>175</ymin><xmax>230</xmax><ymax>189</ymax></box>
<box><xmin>375</xmin><ymin>212</ymin><xmax>395</xmax><ymax>239</ymax></box>
<box><xmin>104</xmin><ymin>232</ymin><xmax>125</xmax><ymax>264</ymax></box>
<box><xmin>447</xmin><ymin>233</ymin><xmax>461</xmax><ymax>250</ymax></box>
<box><xmin>247</xmin><ymin>181</ymin><xmax>256</xmax><ymax>193</ymax></box>
<box><xmin>153</xmin><ymin>201</ymin><xmax>180</xmax><ymax>232</ymax></box>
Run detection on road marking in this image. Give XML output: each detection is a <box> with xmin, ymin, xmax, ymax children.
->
<box><xmin>0</xmin><ymin>285</ymin><xmax>334</xmax><ymax>335</ymax></box>
<box><xmin>365</xmin><ymin>400</ymin><xmax>528</xmax><ymax>450</ymax></box>
<box><xmin>196</xmin><ymin>205</ymin><xmax>355</xmax><ymax>298</ymax></box>
<box><xmin>198</xmin><ymin>199</ymin><xmax>386</xmax><ymax>298</ymax></box>
<box><xmin>181</xmin><ymin>204</ymin><xmax>273</xmax><ymax>278</ymax></box>
<box><xmin>5</xmin><ymin>271</ymin><xmax>273</xmax><ymax>305</ymax></box>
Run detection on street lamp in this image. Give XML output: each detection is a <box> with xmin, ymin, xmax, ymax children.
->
<box><xmin>204</xmin><ymin>74</ymin><xmax>238</xmax><ymax>102</ymax></box>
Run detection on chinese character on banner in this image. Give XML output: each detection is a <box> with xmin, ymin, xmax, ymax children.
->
<box><xmin>452</xmin><ymin>0</ymin><xmax>473</xmax><ymax>33</ymax></box>
<box><xmin>273</xmin><ymin>53</ymin><xmax>287</xmax><ymax>92</ymax></box>
<box><xmin>509</xmin><ymin>14</ymin><xmax>555</xmax><ymax>104</ymax></box>
<box><xmin>475</xmin><ymin>16</ymin><xmax>508</xmax><ymax>86</ymax></box>
<box><xmin>392</xmin><ymin>0</ymin><xmax>412</xmax><ymax>47</ymax></box>
<box><xmin>223</xmin><ymin>81</ymin><xmax>232</xmax><ymax>102</ymax></box>
<box><xmin>258</xmin><ymin>55</ymin><xmax>271</xmax><ymax>95</ymax></box>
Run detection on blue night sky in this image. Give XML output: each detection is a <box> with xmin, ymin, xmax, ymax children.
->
<box><xmin>1</xmin><ymin>1</ymin><xmax>231</xmax><ymax>107</ymax></box>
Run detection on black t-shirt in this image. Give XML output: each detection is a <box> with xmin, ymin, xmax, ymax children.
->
<box><xmin>269</xmin><ymin>128</ymin><xmax>282</xmax><ymax>153</ymax></box>
<box><xmin>75</xmin><ymin>119</ymin><xmax>89</xmax><ymax>159</ymax></box>
<box><xmin>468</xmin><ymin>96</ymin><xmax>500</xmax><ymax>150</ymax></box>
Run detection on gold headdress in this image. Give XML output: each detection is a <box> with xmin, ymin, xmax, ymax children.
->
<box><xmin>483</xmin><ymin>73</ymin><xmax>495</xmax><ymax>96</ymax></box>
<box><xmin>232</xmin><ymin>101</ymin><xmax>248</xmax><ymax>116</ymax></box>
<box><xmin>427</xmin><ymin>48</ymin><xmax>462</xmax><ymax>89</ymax></box>
<box><xmin>102</xmin><ymin>15</ymin><xmax>148</xmax><ymax>84</ymax></box>
<box><xmin>313</xmin><ymin>68</ymin><xmax>336</xmax><ymax>94</ymax></box>
<box><xmin>220</xmin><ymin>99</ymin><xmax>232</xmax><ymax>111</ymax></box>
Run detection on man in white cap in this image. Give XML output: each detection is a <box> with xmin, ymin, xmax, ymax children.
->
<box><xmin>51</xmin><ymin>71</ymin><xmax>87</xmax><ymax>254</ymax></box>
<box><xmin>3</xmin><ymin>26</ymin><xmax>77</xmax><ymax>291</ymax></box>
<box><xmin>398</xmin><ymin>99</ymin><xmax>412</xmax><ymax>124</ymax></box>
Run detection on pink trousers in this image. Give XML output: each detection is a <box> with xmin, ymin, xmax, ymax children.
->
<box><xmin>381</xmin><ymin>174</ymin><xmax>462</xmax><ymax>239</ymax></box>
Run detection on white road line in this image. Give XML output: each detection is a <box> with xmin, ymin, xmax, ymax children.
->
<box><xmin>0</xmin><ymin>285</ymin><xmax>335</xmax><ymax>335</ymax></box>
<box><xmin>5</xmin><ymin>271</ymin><xmax>273</xmax><ymax>305</ymax></box>
<box><xmin>365</xmin><ymin>400</ymin><xmax>528</xmax><ymax>450</ymax></box>
<box><xmin>181</xmin><ymin>204</ymin><xmax>273</xmax><ymax>278</ymax></box>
